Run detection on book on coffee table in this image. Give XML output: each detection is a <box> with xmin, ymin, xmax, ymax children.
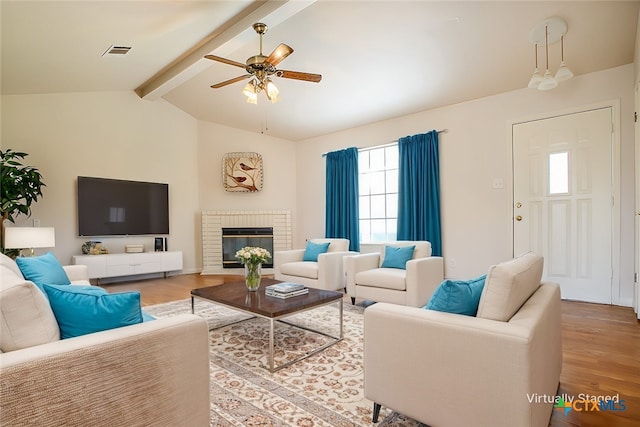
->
<box><xmin>265</xmin><ymin>288</ymin><xmax>309</xmax><ymax>299</ymax></box>
<box><xmin>265</xmin><ymin>282</ymin><xmax>305</xmax><ymax>293</ymax></box>
<box><xmin>265</xmin><ymin>282</ymin><xmax>308</xmax><ymax>298</ymax></box>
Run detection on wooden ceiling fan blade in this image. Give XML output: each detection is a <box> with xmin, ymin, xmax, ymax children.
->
<box><xmin>210</xmin><ymin>75</ymin><xmax>250</xmax><ymax>89</ymax></box>
<box><xmin>204</xmin><ymin>54</ymin><xmax>246</xmax><ymax>69</ymax></box>
<box><xmin>266</xmin><ymin>43</ymin><xmax>293</xmax><ymax>67</ymax></box>
<box><xmin>279</xmin><ymin>70</ymin><xmax>322</xmax><ymax>83</ymax></box>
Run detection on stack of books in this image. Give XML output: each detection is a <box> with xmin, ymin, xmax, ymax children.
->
<box><xmin>265</xmin><ymin>282</ymin><xmax>309</xmax><ymax>299</ymax></box>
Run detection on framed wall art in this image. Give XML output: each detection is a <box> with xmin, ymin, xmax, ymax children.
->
<box><xmin>222</xmin><ymin>152</ymin><xmax>264</xmax><ymax>192</ymax></box>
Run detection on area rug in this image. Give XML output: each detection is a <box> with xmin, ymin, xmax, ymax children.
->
<box><xmin>144</xmin><ymin>297</ymin><xmax>423</xmax><ymax>427</ymax></box>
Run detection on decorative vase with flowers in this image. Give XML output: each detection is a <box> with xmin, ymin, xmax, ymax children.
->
<box><xmin>235</xmin><ymin>246</ymin><xmax>271</xmax><ymax>291</ymax></box>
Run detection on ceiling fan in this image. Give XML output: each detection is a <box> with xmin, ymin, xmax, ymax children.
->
<box><xmin>204</xmin><ymin>22</ymin><xmax>322</xmax><ymax>104</ymax></box>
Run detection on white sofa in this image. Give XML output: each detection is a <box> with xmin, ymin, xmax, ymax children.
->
<box><xmin>363</xmin><ymin>253</ymin><xmax>562</xmax><ymax>427</ymax></box>
<box><xmin>345</xmin><ymin>241</ymin><xmax>444</xmax><ymax>307</ymax></box>
<box><xmin>0</xmin><ymin>253</ymin><xmax>211</xmax><ymax>426</ymax></box>
<box><xmin>274</xmin><ymin>238</ymin><xmax>356</xmax><ymax>291</ymax></box>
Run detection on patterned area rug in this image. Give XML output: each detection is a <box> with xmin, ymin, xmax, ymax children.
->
<box><xmin>144</xmin><ymin>297</ymin><xmax>423</xmax><ymax>426</ymax></box>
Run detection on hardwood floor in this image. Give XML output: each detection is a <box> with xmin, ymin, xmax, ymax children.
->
<box><xmin>103</xmin><ymin>273</ymin><xmax>640</xmax><ymax>427</ymax></box>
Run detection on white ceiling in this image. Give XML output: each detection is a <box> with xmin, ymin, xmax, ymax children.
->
<box><xmin>2</xmin><ymin>1</ymin><xmax>639</xmax><ymax>141</ymax></box>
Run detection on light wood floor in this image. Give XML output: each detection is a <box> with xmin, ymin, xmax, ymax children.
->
<box><xmin>103</xmin><ymin>273</ymin><xmax>640</xmax><ymax>427</ymax></box>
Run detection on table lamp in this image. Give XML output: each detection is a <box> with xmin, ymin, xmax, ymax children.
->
<box><xmin>4</xmin><ymin>227</ymin><xmax>56</xmax><ymax>256</ymax></box>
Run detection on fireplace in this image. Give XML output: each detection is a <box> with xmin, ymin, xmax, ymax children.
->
<box><xmin>201</xmin><ymin>210</ymin><xmax>291</xmax><ymax>274</ymax></box>
<box><xmin>222</xmin><ymin>227</ymin><xmax>274</xmax><ymax>268</ymax></box>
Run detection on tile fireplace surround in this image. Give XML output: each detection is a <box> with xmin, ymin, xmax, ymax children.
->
<box><xmin>201</xmin><ymin>210</ymin><xmax>292</xmax><ymax>274</ymax></box>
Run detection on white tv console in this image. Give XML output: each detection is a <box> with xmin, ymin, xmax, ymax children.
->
<box><xmin>72</xmin><ymin>251</ymin><xmax>183</xmax><ymax>283</ymax></box>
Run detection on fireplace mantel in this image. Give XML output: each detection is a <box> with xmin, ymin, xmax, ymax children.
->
<box><xmin>201</xmin><ymin>210</ymin><xmax>292</xmax><ymax>274</ymax></box>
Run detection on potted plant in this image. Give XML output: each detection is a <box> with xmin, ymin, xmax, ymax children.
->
<box><xmin>1</xmin><ymin>149</ymin><xmax>46</xmax><ymax>255</ymax></box>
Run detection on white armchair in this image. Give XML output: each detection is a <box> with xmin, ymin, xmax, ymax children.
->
<box><xmin>274</xmin><ymin>238</ymin><xmax>356</xmax><ymax>291</ymax></box>
<box><xmin>363</xmin><ymin>254</ymin><xmax>562</xmax><ymax>427</ymax></box>
<box><xmin>344</xmin><ymin>241</ymin><xmax>443</xmax><ymax>307</ymax></box>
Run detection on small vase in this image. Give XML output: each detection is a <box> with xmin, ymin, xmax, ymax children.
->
<box><xmin>244</xmin><ymin>262</ymin><xmax>262</xmax><ymax>291</ymax></box>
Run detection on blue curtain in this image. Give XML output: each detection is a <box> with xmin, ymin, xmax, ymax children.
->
<box><xmin>325</xmin><ymin>147</ymin><xmax>360</xmax><ymax>252</ymax></box>
<box><xmin>397</xmin><ymin>130</ymin><xmax>441</xmax><ymax>256</ymax></box>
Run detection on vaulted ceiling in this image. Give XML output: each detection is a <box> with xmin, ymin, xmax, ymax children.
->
<box><xmin>2</xmin><ymin>1</ymin><xmax>639</xmax><ymax>141</ymax></box>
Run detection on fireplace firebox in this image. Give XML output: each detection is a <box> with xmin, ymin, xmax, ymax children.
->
<box><xmin>222</xmin><ymin>227</ymin><xmax>274</xmax><ymax>268</ymax></box>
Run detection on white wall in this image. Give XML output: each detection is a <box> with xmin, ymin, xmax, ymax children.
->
<box><xmin>196</xmin><ymin>121</ymin><xmax>298</xmax><ymax>265</ymax></box>
<box><xmin>1</xmin><ymin>91</ymin><xmax>200</xmax><ymax>273</ymax></box>
<box><xmin>1</xmin><ymin>91</ymin><xmax>298</xmax><ymax>279</ymax></box>
<box><xmin>296</xmin><ymin>64</ymin><xmax>636</xmax><ymax>306</ymax></box>
<box><xmin>197</xmin><ymin>121</ymin><xmax>297</xmax><ymax>212</ymax></box>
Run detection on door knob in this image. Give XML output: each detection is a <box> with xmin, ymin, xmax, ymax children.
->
<box><xmin>516</xmin><ymin>215</ymin><xmax>523</xmax><ymax>221</ymax></box>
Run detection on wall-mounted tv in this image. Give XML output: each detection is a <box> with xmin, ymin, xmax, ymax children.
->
<box><xmin>77</xmin><ymin>176</ymin><xmax>169</xmax><ymax>236</ymax></box>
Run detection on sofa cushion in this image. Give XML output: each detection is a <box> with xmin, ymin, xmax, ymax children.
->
<box><xmin>424</xmin><ymin>275</ymin><xmax>487</xmax><ymax>316</ymax></box>
<box><xmin>43</xmin><ymin>285</ymin><xmax>143</xmax><ymax>339</ymax></box>
<box><xmin>280</xmin><ymin>261</ymin><xmax>318</xmax><ymax>279</ymax></box>
<box><xmin>381</xmin><ymin>245</ymin><xmax>415</xmax><ymax>269</ymax></box>
<box><xmin>0</xmin><ymin>252</ymin><xmax>25</xmax><ymax>279</ymax></box>
<box><xmin>476</xmin><ymin>253</ymin><xmax>543</xmax><ymax>322</ymax></box>
<box><xmin>1</xmin><ymin>265</ymin><xmax>27</xmax><ymax>288</ymax></box>
<box><xmin>0</xmin><ymin>281</ymin><xmax>60</xmax><ymax>352</ymax></box>
<box><xmin>16</xmin><ymin>252</ymin><xmax>71</xmax><ymax>293</ymax></box>
<box><xmin>356</xmin><ymin>268</ymin><xmax>407</xmax><ymax>291</ymax></box>
<box><xmin>303</xmin><ymin>241</ymin><xmax>331</xmax><ymax>261</ymax></box>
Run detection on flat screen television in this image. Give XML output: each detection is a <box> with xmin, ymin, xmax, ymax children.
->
<box><xmin>77</xmin><ymin>176</ymin><xmax>169</xmax><ymax>236</ymax></box>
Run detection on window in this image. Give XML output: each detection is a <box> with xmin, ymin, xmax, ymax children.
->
<box><xmin>358</xmin><ymin>144</ymin><xmax>398</xmax><ymax>242</ymax></box>
<box><xmin>549</xmin><ymin>151</ymin><xmax>569</xmax><ymax>194</ymax></box>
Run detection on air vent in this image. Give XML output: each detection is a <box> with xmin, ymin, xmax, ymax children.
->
<box><xmin>102</xmin><ymin>45</ymin><xmax>132</xmax><ymax>56</ymax></box>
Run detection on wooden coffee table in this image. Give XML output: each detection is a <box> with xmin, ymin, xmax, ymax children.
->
<box><xmin>191</xmin><ymin>278</ymin><xmax>343</xmax><ymax>372</ymax></box>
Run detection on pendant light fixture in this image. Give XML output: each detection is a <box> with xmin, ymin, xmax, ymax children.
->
<box><xmin>527</xmin><ymin>44</ymin><xmax>543</xmax><ymax>88</ymax></box>
<box><xmin>537</xmin><ymin>24</ymin><xmax>558</xmax><ymax>91</ymax></box>
<box><xmin>528</xmin><ymin>17</ymin><xmax>572</xmax><ymax>91</ymax></box>
<box><xmin>554</xmin><ymin>35</ymin><xmax>574</xmax><ymax>82</ymax></box>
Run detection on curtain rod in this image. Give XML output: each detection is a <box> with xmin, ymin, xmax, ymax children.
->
<box><xmin>322</xmin><ymin>129</ymin><xmax>447</xmax><ymax>157</ymax></box>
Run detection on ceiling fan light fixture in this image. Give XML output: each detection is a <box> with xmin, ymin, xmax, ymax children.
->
<box><xmin>266</xmin><ymin>79</ymin><xmax>279</xmax><ymax>103</ymax></box>
<box><xmin>205</xmin><ymin>22</ymin><xmax>322</xmax><ymax>104</ymax></box>
<box><xmin>243</xmin><ymin>80</ymin><xmax>258</xmax><ymax>104</ymax></box>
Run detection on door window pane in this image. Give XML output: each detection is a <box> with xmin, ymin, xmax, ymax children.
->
<box><xmin>549</xmin><ymin>152</ymin><xmax>569</xmax><ymax>194</ymax></box>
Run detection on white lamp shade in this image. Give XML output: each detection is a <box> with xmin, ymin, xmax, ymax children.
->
<box><xmin>528</xmin><ymin>69</ymin><xmax>543</xmax><ymax>88</ymax></box>
<box><xmin>4</xmin><ymin>227</ymin><xmax>55</xmax><ymax>250</ymax></box>
<box><xmin>266</xmin><ymin>80</ymin><xmax>279</xmax><ymax>103</ymax></box>
<box><xmin>538</xmin><ymin>70</ymin><xmax>558</xmax><ymax>91</ymax></box>
<box><xmin>555</xmin><ymin>62</ymin><xmax>574</xmax><ymax>82</ymax></box>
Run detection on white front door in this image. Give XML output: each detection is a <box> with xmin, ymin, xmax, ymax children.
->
<box><xmin>513</xmin><ymin>108</ymin><xmax>613</xmax><ymax>303</ymax></box>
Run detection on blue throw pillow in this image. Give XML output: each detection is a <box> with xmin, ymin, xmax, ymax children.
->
<box><xmin>380</xmin><ymin>245</ymin><xmax>415</xmax><ymax>269</ymax></box>
<box><xmin>424</xmin><ymin>275</ymin><xmax>487</xmax><ymax>316</ymax></box>
<box><xmin>43</xmin><ymin>284</ymin><xmax>143</xmax><ymax>339</ymax></box>
<box><xmin>303</xmin><ymin>241</ymin><xmax>331</xmax><ymax>262</ymax></box>
<box><xmin>16</xmin><ymin>252</ymin><xmax>71</xmax><ymax>293</ymax></box>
